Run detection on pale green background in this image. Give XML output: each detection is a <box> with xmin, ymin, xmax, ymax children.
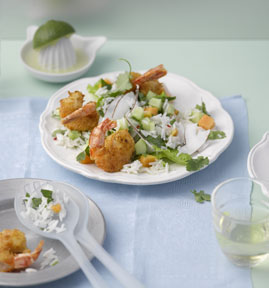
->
<box><xmin>0</xmin><ymin>1</ymin><xmax>269</xmax><ymax>287</ymax></box>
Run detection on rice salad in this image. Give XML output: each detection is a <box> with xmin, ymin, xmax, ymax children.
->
<box><xmin>51</xmin><ymin>61</ymin><xmax>227</xmax><ymax>174</ymax></box>
<box><xmin>21</xmin><ymin>185</ymin><xmax>68</xmax><ymax>233</ymax></box>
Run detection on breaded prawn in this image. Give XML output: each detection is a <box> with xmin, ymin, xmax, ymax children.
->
<box><xmin>60</xmin><ymin>91</ymin><xmax>99</xmax><ymax>131</ymax></box>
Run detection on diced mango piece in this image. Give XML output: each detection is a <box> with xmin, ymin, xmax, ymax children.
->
<box><xmin>51</xmin><ymin>203</ymin><xmax>61</xmax><ymax>214</ymax></box>
<box><xmin>174</xmin><ymin>109</ymin><xmax>179</xmax><ymax>115</ymax></box>
<box><xmin>144</xmin><ymin>106</ymin><xmax>158</xmax><ymax>116</ymax></box>
<box><xmin>198</xmin><ymin>114</ymin><xmax>215</xmax><ymax>130</ymax></box>
<box><xmin>139</xmin><ymin>155</ymin><xmax>157</xmax><ymax>167</ymax></box>
<box><xmin>171</xmin><ymin>129</ymin><xmax>178</xmax><ymax>137</ymax></box>
<box><xmin>79</xmin><ymin>154</ymin><xmax>95</xmax><ymax>164</ymax></box>
<box><xmin>143</xmin><ymin>111</ymin><xmax>152</xmax><ymax>118</ymax></box>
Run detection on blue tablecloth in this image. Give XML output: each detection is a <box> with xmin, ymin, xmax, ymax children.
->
<box><xmin>0</xmin><ymin>95</ymin><xmax>251</xmax><ymax>288</ymax></box>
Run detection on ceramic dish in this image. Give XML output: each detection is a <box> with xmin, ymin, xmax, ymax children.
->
<box><xmin>39</xmin><ymin>72</ymin><xmax>234</xmax><ymax>185</ymax></box>
<box><xmin>0</xmin><ymin>178</ymin><xmax>106</xmax><ymax>287</ymax></box>
<box><xmin>247</xmin><ymin>132</ymin><xmax>269</xmax><ymax>192</ymax></box>
<box><xmin>20</xmin><ymin>26</ymin><xmax>106</xmax><ymax>83</ymax></box>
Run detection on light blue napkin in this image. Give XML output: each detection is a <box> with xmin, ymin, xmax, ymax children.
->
<box><xmin>0</xmin><ymin>95</ymin><xmax>251</xmax><ymax>288</ymax></box>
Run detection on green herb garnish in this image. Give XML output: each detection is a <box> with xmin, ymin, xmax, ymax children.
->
<box><xmin>208</xmin><ymin>130</ymin><xmax>226</xmax><ymax>140</ymax></box>
<box><xmin>114</xmin><ymin>72</ymin><xmax>132</xmax><ymax>92</ymax></box>
<box><xmin>191</xmin><ymin>189</ymin><xmax>211</xmax><ymax>203</ymax></box>
<box><xmin>51</xmin><ymin>108</ymin><xmax>61</xmax><ymax>120</ymax></box>
<box><xmin>32</xmin><ymin>198</ymin><xmax>42</xmax><ymax>209</ymax></box>
<box><xmin>76</xmin><ymin>145</ymin><xmax>90</xmax><ymax>162</ymax></box>
<box><xmin>50</xmin><ymin>260</ymin><xmax>59</xmax><ymax>266</ymax></box>
<box><xmin>186</xmin><ymin>156</ymin><xmax>209</xmax><ymax>171</ymax></box>
<box><xmin>52</xmin><ymin>129</ymin><xmax>66</xmax><ymax>137</ymax></box>
<box><xmin>119</xmin><ymin>58</ymin><xmax>132</xmax><ymax>75</ymax></box>
<box><xmin>155</xmin><ymin>148</ymin><xmax>192</xmax><ymax>165</ymax></box>
<box><xmin>196</xmin><ymin>101</ymin><xmax>210</xmax><ymax>116</ymax></box>
<box><xmin>145</xmin><ymin>135</ymin><xmax>166</xmax><ymax>148</ymax></box>
<box><xmin>41</xmin><ymin>189</ymin><xmax>53</xmax><ymax>203</ymax></box>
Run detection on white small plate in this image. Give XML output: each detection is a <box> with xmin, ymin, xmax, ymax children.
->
<box><xmin>0</xmin><ymin>178</ymin><xmax>106</xmax><ymax>287</ymax></box>
<box><xmin>21</xmin><ymin>26</ymin><xmax>106</xmax><ymax>83</ymax></box>
<box><xmin>39</xmin><ymin>72</ymin><xmax>234</xmax><ymax>185</ymax></box>
<box><xmin>248</xmin><ymin>132</ymin><xmax>269</xmax><ymax>182</ymax></box>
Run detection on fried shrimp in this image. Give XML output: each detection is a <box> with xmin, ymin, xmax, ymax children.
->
<box><xmin>0</xmin><ymin>229</ymin><xmax>44</xmax><ymax>272</ymax></box>
<box><xmin>131</xmin><ymin>64</ymin><xmax>167</xmax><ymax>95</ymax></box>
<box><xmin>132</xmin><ymin>64</ymin><xmax>167</xmax><ymax>86</ymax></box>
<box><xmin>89</xmin><ymin>119</ymin><xmax>135</xmax><ymax>172</ymax></box>
<box><xmin>60</xmin><ymin>91</ymin><xmax>99</xmax><ymax>131</ymax></box>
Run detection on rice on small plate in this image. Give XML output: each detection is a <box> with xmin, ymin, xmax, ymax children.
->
<box><xmin>21</xmin><ymin>184</ymin><xmax>69</xmax><ymax>234</ymax></box>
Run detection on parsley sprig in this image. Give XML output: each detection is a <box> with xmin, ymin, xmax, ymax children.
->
<box><xmin>191</xmin><ymin>189</ymin><xmax>211</xmax><ymax>203</ymax></box>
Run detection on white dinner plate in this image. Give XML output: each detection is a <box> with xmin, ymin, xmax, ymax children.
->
<box><xmin>0</xmin><ymin>178</ymin><xmax>106</xmax><ymax>286</ymax></box>
<box><xmin>39</xmin><ymin>72</ymin><xmax>234</xmax><ymax>185</ymax></box>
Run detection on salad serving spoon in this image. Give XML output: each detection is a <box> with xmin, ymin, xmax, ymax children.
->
<box><xmin>15</xmin><ymin>180</ymin><xmax>145</xmax><ymax>288</ymax></box>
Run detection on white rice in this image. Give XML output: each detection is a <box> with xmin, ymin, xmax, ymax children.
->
<box><xmin>21</xmin><ymin>185</ymin><xmax>69</xmax><ymax>234</ymax></box>
<box><xmin>25</xmin><ymin>268</ymin><xmax>37</xmax><ymax>273</ymax></box>
<box><xmin>40</xmin><ymin>248</ymin><xmax>59</xmax><ymax>269</ymax></box>
<box><xmin>53</xmin><ymin>127</ymin><xmax>90</xmax><ymax>149</ymax></box>
<box><xmin>121</xmin><ymin>160</ymin><xmax>169</xmax><ymax>174</ymax></box>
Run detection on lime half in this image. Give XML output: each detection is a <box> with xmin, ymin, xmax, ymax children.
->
<box><xmin>33</xmin><ymin>20</ymin><xmax>75</xmax><ymax>49</ymax></box>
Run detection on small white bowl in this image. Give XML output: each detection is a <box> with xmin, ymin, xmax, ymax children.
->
<box><xmin>21</xmin><ymin>26</ymin><xmax>106</xmax><ymax>83</ymax></box>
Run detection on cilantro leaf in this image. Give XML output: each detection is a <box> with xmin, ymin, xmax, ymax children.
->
<box><xmin>170</xmin><ymin>119</ymin><xmax>176</xmax><ymax>125</ymax></box>
<box><xmin>208</xmin><ymin>130</ymin><xmax>226</xmax><ymax>140</ymax></box>
<box><xmin>32</xmin><ymin>198</ymin><xmax>42</xmax><ymax>209</ymax></box>
<box><xmin>196</xmin><ymin>102</ymin><xmax>210</xmax><ymax>116</ymax></box>
<box><xmin>115</xmin><ymin>72</ymin><xmax>132</xmax><ymax>92</ymax></box>
<box><xmin>100</xmin><ymin>78</ymin><xmax>112</xmax><ymax>90</ymax></box>
<box><xmin>186</xmin><ymin>156</ymin><xmax>209</xmax><ymax>171</ymax></box>
<box><xmin>41</xmin><ymin>189</ymin><xmax>52</xmax><ymax>199</ymax></box>
<box><xmin>85</xmin><ymin>145</ymin><xmax>90</xmax><ymax>156</ymax></box>
<box><xmin>76</xmin><ymin>151</ymin><xmax>86</xmax><ymax>162</ymax></box>
<box><xmin>41</xmin><ymin>189</ymin><xmax>54</xmax><ymax>203</ymax></box>
<box><xmin>76</xmin><ymin>145</ymin><xmax>90</xmax><ymax>162</ymax></box>
<box><xmin>191</xmin><ymin>189</ymin><xmax>211</xmax><ymax>203</ymax></box>
<box><xmin>145</xmin><ymin>136</ymin><xmax>165</xmax><ymax>148</ymax></box>
<box><xmin>155</xmin><ymin>148</ymin><xmax>192</xmax><ymax>165</ymax></box>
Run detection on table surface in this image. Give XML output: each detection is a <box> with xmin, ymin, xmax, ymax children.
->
<box><xmin>0</xmin><ymin>39</ymin><xmax>268</xmax><ymax>287</ymax></box>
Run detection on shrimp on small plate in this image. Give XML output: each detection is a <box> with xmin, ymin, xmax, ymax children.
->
<box><xmin>0</xmin><ymin>229</ymin><xmax>44</xmax><ymax>272</ymax></box>
<box><xmin>61</xmin><ymin>64</ymin><xmax>168</xmax><ymax>126</ymax></box>
<box><xmin>89</xmin><ymin>118</ymin><xmax>135</xmax><ymax>172</ymax></box>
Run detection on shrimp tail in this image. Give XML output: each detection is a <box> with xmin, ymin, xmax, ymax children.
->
<box><xmin>89</xmin><ymin>118</ymin><xmax>117</xmax><ymax>150</ymax></box>
<box><xmin>132</xmin><ymin>64</ymin><xmax>167</xmax><ymax>86</ymax></box>
<box><xmin>14</xmin><ymin>240</ymin><xmax>44</xmax><ymax>270</ymax></box>
<box><xmin>61</xmin><ymin>102</ymin><xmax>97</xmax><ymax>124</ymax></box>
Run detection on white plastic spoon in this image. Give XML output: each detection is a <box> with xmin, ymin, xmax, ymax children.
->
<box><xmin>14</xmin><ymin>187</ymin><xmax>108</xmax><ymax>288</ymax></box>
<box><xmin>45</xmin><ymin>181</ymin><xmax>145</xmax><ymax>288</ymax></box>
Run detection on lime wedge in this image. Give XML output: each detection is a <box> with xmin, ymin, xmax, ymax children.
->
<box><xmin>33</xmin><ymin>20</ymin><xmax>75</xmax><ymax>49</ymax></box>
